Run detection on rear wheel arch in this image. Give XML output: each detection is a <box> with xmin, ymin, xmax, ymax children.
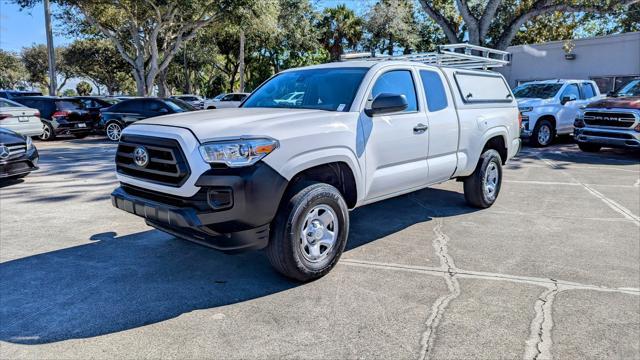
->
<box><xmin>482</xmin><ymin>134</ymin><xmax>508</xmax><ymax>165</ymax></box>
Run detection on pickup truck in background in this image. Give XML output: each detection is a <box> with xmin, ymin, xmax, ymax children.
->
<box><xmin>515</xmin><ymin>79</ymin><xmax>602</xmax><ymax>147</ymax></box>
<box><xmin>574</xmin><ymin>79</ymin><xmax>640</xmax><ymax>152</ymax></box>
<box><xmin>110</xmin><ymin>44</ymin><xmax>521</xmax><ymax>281</ymax></box>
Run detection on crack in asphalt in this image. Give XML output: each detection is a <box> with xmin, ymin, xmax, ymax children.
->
<box><xmin>409</xmin><ymin>198</ymin><xmax>462</xmax><ymax>360</ymax></box>
<box><xmin>524</xmin><ymin>282</ymin><xmax>559</xmax><ymax>360</ymax></box>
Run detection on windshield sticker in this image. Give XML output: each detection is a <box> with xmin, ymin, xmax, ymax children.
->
<box><xmin>337</xmin><ymin>104</ymin><xmax>346</xmax><ymax>111</ymax></box>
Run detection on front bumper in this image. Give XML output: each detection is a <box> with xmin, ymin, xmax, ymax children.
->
<box><xmin>0</xmin><ymin>147</ymin><xmax>39</xmax><ymax>178</ymax></box>
<box><xmin>574</xmin><ymin>128</ymin><xmax>640</xmax><ymax>149</ymax></box>
<box><xmin>111</xmin><ymin>162</ymin><xmax>289</xmax><ymax>252</ymax></box>
<box><xmin>520</xmin><ymin>117</ymin><xmax>532</xmax><ymax>138</ymax></box>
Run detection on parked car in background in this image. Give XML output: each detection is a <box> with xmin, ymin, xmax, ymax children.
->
<box><xmin>574</xmin><ymin>80</ymin><xmax>640</xmax><ymax>152</ymax></box>
<box><xmin>515</xmin><ymin>80</ymin><xmax>601</xmax><ymax>146</ymax></box>
<box><xmin>204</xmin><ymin>92</ymin><xmax>249</xmax><ymax>109</ymax></box>
<box><xmin>274</xmin><ymin>91</ymin><xmax>304</xmax><ymax>106</ymax></box>
<box><xmin>99</xmin><ymin>97</ymin><xmax>196</xmax><ymax>141</ymax></box>
<box><xmin>0</xmin><ymin>90</ymin><xmax>43</xmax><ymax>100</ymax></box>
<box><xmin>13</xmin><ymin>97</ymin><xmax>93</xmax><ymax>141</ymax></box>
<box><xmin>110</xmin><ymin>45</ymin><xmax>521</xmax><ymax>281</ymax></box>
<box><xmin>0</xmin><ymin>128</ymin><xmax>39</xmax><ymax>180</ymax></box>
<box><xmin>74</xmin><ymin>96</ymin><xmax>120</xmax><ymax>126</ymax></box>
<box><xmin>0</xmin><ymin>98</ymin><xmax>43</xmax><ymax>138</ymax></box>
<box><xmin>170</xmin><ymin>95</ymin><xmax>204</xmax><ymax>109</ymax></box>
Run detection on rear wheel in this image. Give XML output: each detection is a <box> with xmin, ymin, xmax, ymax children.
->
<box><xmin>463</xmin><ymin>149</ymin><xmax>503</xmax><ymax>208</ymax></box>
<box><xmin>39</xmin><ymin>122</ymin><xmax>55</xmax><ymax>141</ymax></box>
<box><xmin>578</xmin><ymin>143</ymin><xmax>601</xmax><ymax>152</ymax></box>
<box><xmin>266</xmin><ymin>182</ymin><xmax>349</xmax><ymax>282</ymax></box>
<box><xmin>531</xmin><ymin>119</ymin><xmax>554</xmax><ymax>147</ymax></box>
<box><xmin>106</xmin><ymin>122</ymin><xmax>123</xmax><ymax>141</ymax></box>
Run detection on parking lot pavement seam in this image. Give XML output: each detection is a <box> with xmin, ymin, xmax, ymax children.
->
<box><xmin>536</xmin><ymin>155</ymin><xmax>640</xmax><ymax>226</ymax></box>
<box><xmin>524</xmin><ymin>282</ymin><xmax>558</xmax><ymax>360</ymax></box>
<box><xmin>407</xmin><ymin>197</ymin><xmax>461</xmax><ymax>360</ymax></box>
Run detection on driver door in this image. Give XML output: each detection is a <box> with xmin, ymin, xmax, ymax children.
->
<box><xmin>363</xmin><ymin>68</ymin><xmax>429</xmax><ymax>201</ymax></box>
<box><xmin>556</xmin><ymin>83</ymin><xmax>582</xmax><ymax>133</ymax></box>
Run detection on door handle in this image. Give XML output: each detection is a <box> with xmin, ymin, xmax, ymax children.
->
<box><xmin>413</xmin><ymin>123</ymin><xmax>428</xmax><ymax>134</ymax></box>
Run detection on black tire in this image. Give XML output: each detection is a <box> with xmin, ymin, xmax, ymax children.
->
<box><xmin>578</xmin><ymin>143</ymin><xmax>601</xmax><ymax>152</ymax></box>
<box><xmin>266</xmin><ymin>182</ymin><xmax>349</xmax><ymax>282</ymax></box>
<box><xmin>463</xmin><ymin>149</ymin><xmax>503</xmax><ymax>208</ymax></box>
<box><xmin>73</xmin><ymin>132</ymin><xmax>90</xmax><ymax>139</ymax></box>
<box><xmin>39</xmin><ymin>122</ymin><xmax>55</xmax><ymax>141</ymax></box>
<box><xmin>530</xmin><ymin>119</ymin><xmax>554</xmax><ymax>147</ymax></box>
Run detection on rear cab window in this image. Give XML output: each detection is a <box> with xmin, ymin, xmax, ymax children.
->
<box><xmin>419</xmin><ymin>70</ymin><xmax>448</xmax><ymax>112</ymax></box>
<box><xmin>453</xmin><ymin>72</ymin><xmax>512</xmax><ymax>103</ymax></box>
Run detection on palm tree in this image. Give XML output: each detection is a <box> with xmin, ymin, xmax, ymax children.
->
<box><xmin>318</xmin><ymin>5</ymin><xmax>364</xmax><ymax>61</ymax></box>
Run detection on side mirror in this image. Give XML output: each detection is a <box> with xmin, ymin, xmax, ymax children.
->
<box><xmin>365</xmin><ymin>93</ymin><xmax>408</xmax><ymax>117</ymax></box>
<box><xmin>561</xmin><ymin>95</ymin><xmax>576</xmax><ymax>105</ymax></box>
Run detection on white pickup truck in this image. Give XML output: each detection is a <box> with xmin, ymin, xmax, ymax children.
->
<box><xmin>111</xmin><ymin>45</ymin><xmax>521</xmax><ymax>281</ymax></box>
<box><xmin>514</xmin><ymin>79</ymin><xmax>602</xmax><ymax>146</ymax></box>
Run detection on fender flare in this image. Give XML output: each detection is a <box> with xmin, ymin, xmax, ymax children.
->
<box><xmin>268</xmin><ymin>146</ymin><xmax>365</xmax><ymax>203</ymax></box>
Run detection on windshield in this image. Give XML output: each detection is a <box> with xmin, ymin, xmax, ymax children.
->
<box><xmin>0</xmin><ymin>98</ymin><xmax>25</xmax><ymax>108</ymax></box>
<box><xmin>242</xmin><ymin>67</ymin><xmax>368</xmax><ymax>112</ymax></box>
<box><xmin>513</xmin><ymin>83</ymin><xmax>562</xmax><ymax>99</ymax></box>
<box><xmin>166</xmin><ymin>99</ymin><xmax>195</xmax><ymax>111</ymax></box>
<box><xmin>616</xmin><ymin>80</ymin><xmax>640</xmax><ymax>97</ymax></box>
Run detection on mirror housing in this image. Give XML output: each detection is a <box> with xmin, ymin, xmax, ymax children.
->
<box><xmin>365</xmin><ymin>93</ymin><xmax>408</xmax><ymax>117</ymax></box>
<box><xmin>561</xmin><ymin>95</ymin><xmax>576</xmax><ymax>105</ymax></box>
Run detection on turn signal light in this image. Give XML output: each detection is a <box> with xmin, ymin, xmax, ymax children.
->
<box><xmin>518</xmin><ymin>112</ymin><xmax>522</xmax><ymax>128</ymax></box>
<box><xmin>52</xmin><ymin>111</ymin><xmax>70</xmax><ymax>118</ymax></box>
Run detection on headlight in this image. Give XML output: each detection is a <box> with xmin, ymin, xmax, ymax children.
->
<box><xmin>26</xmin><ymin>136</ymin><xmax>33</xmax><ymax>150</ymax></box>
<box><xmin>519</xmin><ymin>107</ymin><xmax>533</xmax><ymax>113</ymax></box>
<box><xmin>199</xmin><ymin>138</ymin><xmax>278</xmax><ymax>167</ymax></box>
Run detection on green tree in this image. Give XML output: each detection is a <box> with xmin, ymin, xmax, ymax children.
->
<box><xmin>318</xmin><ymin>5</ymin><xmax>364</xmax><ymax>61</ymax></box>
<box><xmin>0</xmin><ymin>50</ymin><xmax>28</xmax><ymax>89</ymax></box>
<box><xmin>76</xmin><ymin>81</ymin><xmax>92</xmax><ymax>95</ymax></box>
<box><xmin>20</xmin><ymin>44</ymin><xmax>75</xmax><ymax>93</ymax></box>
<box><xmin>62</xmin><ymin>88</ymin><xmax>76</xmax><ymax>96</ymax></box>
<box><xmin>365</xmin><ymin>0</ymin><xmax>420</xmax><ymax>55</ymax></box>
<box><xmin>63</xmin><ymin>39</ymin><xmax>131</xmax><ymax>95</ymax></box>
<box><xmin>416</xmin><ymin>0</ymin><xmax>640</xmax><ymax>49</ymax></box>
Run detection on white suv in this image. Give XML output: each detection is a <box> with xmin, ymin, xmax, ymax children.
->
<box><xmin>110</xmin><ymin>47</ymin><xmax>521</xmax><ymax>281</ymax></box>
<box><xmin>515</xmin><ymin>80</ymin><xmax>601</xmax><ymax>146</ymax></box>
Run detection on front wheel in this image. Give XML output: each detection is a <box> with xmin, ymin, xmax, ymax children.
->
<box><xmin>463</xmin><ymin>149</ymin><xmax>503</xmax><ymax>208</ymax></box>
<box><xmin>530</xmin><ymin>119</ymin><xmax>554</xmax><ymax>147</ymax></box>
<box><xmin>39</xmin><ymin>122</ymin><xmax>55</xmax><ymax>141</ymax></box>
<box><xmin>105</xmin><ymin>122</ymin><xmax>123</xmax><ymax>141</ymax></box>
<box><xmin>266</xmin><ymin>183</ymin><xmax>349</xmax><ymax>282</ymax></box>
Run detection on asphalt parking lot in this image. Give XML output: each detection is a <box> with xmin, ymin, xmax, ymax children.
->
<box><xmin>1</xmin><ymin>137</ymin><xmax>639</xmax><ymax>359</ymax></box>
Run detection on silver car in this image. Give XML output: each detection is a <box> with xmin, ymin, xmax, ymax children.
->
<box><xmin>0</xmin><ymin>98</ymin><xmax>43</xmax><ymax>137</ymax></box>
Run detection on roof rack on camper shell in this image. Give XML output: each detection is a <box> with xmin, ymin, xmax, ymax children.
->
<box><xmin>340</xmin><ymin>43</ymin><xmax>511</xmax><ymax>70</ymax></box>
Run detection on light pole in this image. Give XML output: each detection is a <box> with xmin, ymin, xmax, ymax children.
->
<box><xmin>44</xmin><ymin>0</ymin><xmax>57</xmax><ymax>95</ymax></box>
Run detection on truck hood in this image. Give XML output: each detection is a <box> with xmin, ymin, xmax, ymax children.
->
<box><xmin>585</xmin><ymin>96</ymin><xmax>640</xmax><ymax>110</ymax></box>
<box><xmin>133</xmin><ymin>108</ymin><xmax>353</xmax><ymax>142</ymax></box>
<box><xmin>516</xmin><ymin>98</ymin><xmax>554</xmax><ymax>108</ymax></box>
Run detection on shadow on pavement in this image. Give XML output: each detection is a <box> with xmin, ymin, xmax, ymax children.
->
<box><xmin>0</xmin><ymin>187</ymin><xmax>474</xmax><ymax>345</ymax></box>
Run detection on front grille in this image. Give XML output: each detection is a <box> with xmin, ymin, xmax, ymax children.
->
<box><xmin>7</xmin><ymin>144</ymin><xmax>26</xmax><ymax>159</ymax></box>
<box><xmin>584</xmin><ymin>111</ymin><xmax>637</xmax><ymax>128</ymax></box>
<box><xmin>116</xmin><ymin>135</ymin><xmax>190</xmax><ymax>187</ymax></box>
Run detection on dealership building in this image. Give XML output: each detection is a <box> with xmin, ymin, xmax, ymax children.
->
<box><xmin>497</xmin><ymin>31</ymin><xmax>640</xmax><ymax>92</ymax></box>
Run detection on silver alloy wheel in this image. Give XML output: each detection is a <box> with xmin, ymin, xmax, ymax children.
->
<box><xmin>483</xmin><ymin>161</ymin><xmax>499</xmax><ymax>201</ymax></box>
<box><xmin>538</xmin><ymin>124</ymin><xmax>551</xmax><ymax>145</ymax></box>
<box><xmin>40</xmin><ymin>123</ymin><xmax>51</xmax><ymax>140</ymax></box>
<box><xmin>299</xmin><ymin>204</ymin><xmax>338</xmax><ymax>263</ymax></box>
<box><xmin>106</xmin><ymin>123</ymin><xmax>122</xmax><ymax>141</ymax></box>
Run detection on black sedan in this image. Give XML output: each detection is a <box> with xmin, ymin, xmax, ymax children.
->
<box><xmin>0</xmin><ymin>128</ymin><xmax>39</xmax><ymax>180</ymax></box>
<box><xmin>98</xmin><ymin>97</ymin><xmax>196</xmax><ymax>141</ymax></box>
<box><xmin>74</xmin><ymin>96</ymin><xmax>120</xmax><ymax>126</ymax></box>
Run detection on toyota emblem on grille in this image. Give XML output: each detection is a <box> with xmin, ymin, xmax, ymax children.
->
<box><xmin>133</xmin><ymin>146</ymin><xmax>149</xmax><ymax>167</ymax></box>
<box><xmin>0</xmin><ymin>146</ymin><xmax>9</xmax><ymax>160</ymax></box>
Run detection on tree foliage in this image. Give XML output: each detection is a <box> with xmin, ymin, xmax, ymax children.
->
<box><xmin>318</xmin><ymin>5</ymin><xmax>364</xmax><ymax>61</ymax></box>
<box><xmin>20</xmin><ymin>44</ymin><xmax>75</xmax><ymax>93</ymax></box>
<box><xmin>75</xmin><ymin>80</ymin><xmax>92</xmax><ymax>95</ymax></box>
<box><xmin>0</xmin><ymin>50</ymin><xmax>28</xmax><ymax>89</ymax></box>
<box><xmin>365</xmin><ymin>0</ymin><xmax>421</xmax><ymax>54</ymax></box>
